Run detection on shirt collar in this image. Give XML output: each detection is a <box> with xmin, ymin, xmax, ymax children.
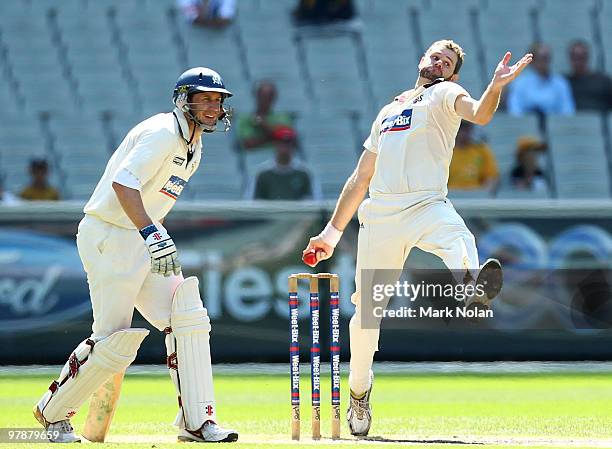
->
<box><xmin>173</xmin><ymin>107</ymin><xmax>192</xmax><ymax>140</ymax></box>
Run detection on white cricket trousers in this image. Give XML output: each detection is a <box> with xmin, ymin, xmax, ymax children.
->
<box><xmin>349</xmin><ymin>193</ymin><xmax>480</xmax><ymax>395</ymax></box>
<box><xmin>76</xmin><ymin>214</ymin><xmax>183</xmax><ymax>338</ymax></box>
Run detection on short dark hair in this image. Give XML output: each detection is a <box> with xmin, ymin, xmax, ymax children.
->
<box><xmin>30</xmin><ymin>158</ymin><xmax>48</xmax><ymax>170</ymax></box>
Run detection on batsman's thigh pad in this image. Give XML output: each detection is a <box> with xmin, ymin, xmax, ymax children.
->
<box><xmin>37</xmin><ymin>329</ymin><xmax>149</xmax><ymax>424</ymax></box>
<box><xmin>165</xmin><ymin>276</ymin><xmax>216</xmax><ymax>430</ymax></box>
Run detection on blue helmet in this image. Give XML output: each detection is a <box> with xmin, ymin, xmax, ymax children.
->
<box><xmin>172</xmin><ymin>67</ymin><xmax>233</xmax><ymax>132</ymax></box>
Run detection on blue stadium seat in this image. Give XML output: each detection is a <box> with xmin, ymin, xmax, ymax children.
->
<box><xmin>298</xmin><ymin>114</ymin><xmax>358</xmax><ymax>198</ymax></box>
<box><xmin>548</xmin><ymin>113</ymin><xmax>610</xmax><ymax>198</ymax></box>
<box><xmin>302</xmin><ymin>35</ymin><xmax>368</xmax><ymax>113</ymax></box>
<box><xmin>479</xmin><ymin>0</ymin><xmax>537</xmax><ymax>79</ymax></box>
<box><xmin>188</xmin><ymin>131</ymin><xmax>244</xmax><ymax>200</ymax></box>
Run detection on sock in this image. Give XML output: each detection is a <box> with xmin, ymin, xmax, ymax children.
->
<box><xmin>350</xmin><ymin>389</ymin><xmax>367</xmax><ymax>400</ymax></box>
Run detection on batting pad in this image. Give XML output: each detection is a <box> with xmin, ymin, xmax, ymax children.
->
<box><xmin>165</xmin><ymin>276</ymin><xmax>216</xmax><ymax>430</ymax></box>
<box><xmin>37</xmin><ymin>328</ymin><xmax>149</xmax><ymax>424</ymax></box>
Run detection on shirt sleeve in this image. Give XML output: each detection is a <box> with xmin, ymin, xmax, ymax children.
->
<box><xmin>117</xmin><ymin>129</ymin><xmax>176</xmax><ymax>187</ymax></box>
<box><xmin>236</xmin><ymin>115</ymin><xmax>257</xmax><ymax>142</ymax></box>
<box><xmin>558</xmin><ymin>76</ymin><xmax>576</xmax><ymax>115</ymax></box>
<box><xmin>113</xmin><ymin>167</ymin><xmax>142</xmax><ymax>191</ymax></box>
<box><xmin>363</xmin><ymin>106</ymin><xmax>388</xmax><ymax>153</ymax></box>
<box><xmin>218</xmin><ymin>0</ymin><xmax>236</xmax><ymax>19</ymax></box>
<box><xmin>507</xmin><ymin>81</ymin><xmax>524</xmax><ymax>116</ymax></box>
<box><xmin>437</xmin><ymin>82</ymin><xmax>469</xmax><ymax>116</ymax></box>
<box><xmin>178</xmin><ymin>0</ymin><xmax>200</xmax><ymax>22</ymax></box>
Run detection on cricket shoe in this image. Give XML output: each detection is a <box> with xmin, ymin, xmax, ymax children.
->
<box><xmin>465</xmin><ymin>258</ymin><xmax>503</xmax><ymax>312</ymax></box>
<box><xmin>347</xmin><ymin>380</ymin><xmax>373</xmax><ymax>436</ymax></box>
<box><xmin>33</xmin><ymin>406</ymin><xmax>81</xmax><ymax>443</ymax></box>
<box><xmin>178</xmin><ymin>420</ymin><xmax>238</xmax><ymax>443</ymax></box>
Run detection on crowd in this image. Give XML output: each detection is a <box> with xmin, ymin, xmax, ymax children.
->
<box><xmin>2</xmin><ymin>0</ymin><xmax>611</xmax><ymax>203</ymax></box>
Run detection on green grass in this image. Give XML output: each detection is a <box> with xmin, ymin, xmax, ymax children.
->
<box><xmin>0</xmin><ymin>371</ymin><xmax>611</xmax><ymax>448</ymax></box>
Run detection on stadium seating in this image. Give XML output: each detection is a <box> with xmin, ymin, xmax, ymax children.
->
<box><xmin>547</xmin><ymin>113</ymin><xmax>610</xmax><ymax>199</ymax></box>
<box><xmin>538</xmin><ymin>0</ymin><xmax>597</xmax><ymax>75</ymax></box>
<box><xmin>297</xmin><ymin>114</ymin><xmax>358</xmax><ymax>198</ymax></box>
<box><xmin>484</xmin><ymin>114</ymin><xmax>543</xmax><ymax>186</ymax></box>
<box><xmin>0</xmin><ymin>0</ymin><xmax>609</xmax><ymax>200</ymax></box>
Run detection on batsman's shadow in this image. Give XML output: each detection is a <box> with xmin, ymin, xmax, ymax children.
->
<box><xmin>362</xmin><ymin>435</ymin><xmax>484</xmax><ymax>445</ymax></box>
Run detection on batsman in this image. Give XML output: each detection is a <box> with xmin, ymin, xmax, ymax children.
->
<box><xmin>33</xmin><ymin>68</ymin><xmax>238</xmax><ymax>443</ymax></box>
<box><xmin>303</xmin><ymin>40</ymin><xmax>532</xmax><ymax>437</ymax></box>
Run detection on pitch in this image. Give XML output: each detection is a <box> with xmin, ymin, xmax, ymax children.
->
<box><xmin>1</xmin><ymin>365</ymin><xmax>611</xmax><ymax>448</ymax></box>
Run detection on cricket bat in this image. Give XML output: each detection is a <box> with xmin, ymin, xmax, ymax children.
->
<box><xmin>82</xmin><ymin>371</ymin><xmax>125</xmax><ymax>442</ymax></box>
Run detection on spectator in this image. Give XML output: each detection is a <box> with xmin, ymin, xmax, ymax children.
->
<box><xmin>250</xmin><ymin>126</ymin><xmax>320</xmax><ymax>200</ymax></box>
<box><xmin>510</xmin><ymin>136</ymin><xmax>548</xmax><ymax>192</ymax></box>
<box><xmin>507</xmin><ymin>43</ymin><xmax>575</xmax><ymax>116</ymax></box>
<box><xmin>566</xmin><ymin>40</ymin><xmax>612</xmax><ymax>112</ymax></box>
<box><xmin>177</xmin><ymin>0</ymin><xmax>236</xmax><ymax>29</ymax></box>
<box><xmin>237</xmin><ymin>80</ymin><xmax>293</xmax><ymax>151</ymax></box>
<box><xmin>448</xmin><ymin>121</ymin><xmax>499</xmax><ymax>192</ymax></box>
<box><xmin>19</xmin><ymin>158</ymin><xmax>60</xmax><ymax>201</ymax></box>
<box><xmin>293</xmin><ymin>0</ymin><xmax>356</xmax><ymax>26</ymax></box>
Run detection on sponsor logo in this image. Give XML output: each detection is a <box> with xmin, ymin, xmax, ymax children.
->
<box><xmin>153</xmin><ymin>232</ymin><xmax>162</xmax><ymax>241</ymax></box>
<box><xmin>173</xmin><ymin>156</ymin><xmax>185</xmax><ymax>166</ymax></box>
<box><xmin>160</xmin><ymin>175</ymin><xmax>187</xmax><ymax>200</ymax></box>
<box><xmin>380</xmin><ymin>108</ymin><xmax>413</xmax><ymax>134</ymax></box>
<box><xmin>0</xmin><ymin>230</ymin><xmax>90</xmax><ymax>334</ymax></box>
<box><xmin>205</xmin><ymin>405</ymin><xmax>214</xmax><ymax>416</ymax></box>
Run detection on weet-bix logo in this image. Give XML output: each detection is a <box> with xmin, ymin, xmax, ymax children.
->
<box><xmin>160</xmin><ymin>175</ymin><xmax>186</xmax><ymax>200</ymax></box>
<box><xmin>380</xmin><ymin>108</ymin><xmax>413</xmax><ymax>135</ymax></box>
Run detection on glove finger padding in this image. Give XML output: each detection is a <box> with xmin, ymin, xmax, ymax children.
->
<box><xmin>158</xmin><ymin>256</ymin><xmax>168</xmax><ymax>276</ymax></box>
<box><xmin>172</xmin><ymin>253</ymin><xmax>182</xmax><ymax>275</ymax></box>
<box><xmin>164</xmin><ymin>256</ymin><xmax>173</xmax><ymax>277</ymax></box>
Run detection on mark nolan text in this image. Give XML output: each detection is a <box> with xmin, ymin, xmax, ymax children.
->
<box><xmin>373</xmin><ymin>306</ymin><xmax>493</xmax><ymax>319</ymax></box>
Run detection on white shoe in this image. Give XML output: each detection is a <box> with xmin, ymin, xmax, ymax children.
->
<box><xmin>33</xmin><ymin>405</ymin><xmax>80</xmax><ymax>443</ymax></box>
<box><xmin>347</xmin><ymin>384</ymin><xmax>372</xmax><ymax>437</ymax></box>
<box><xmin>178</xmin><ymin>421</ymin><xmax>238</xmax><ymax>443</ymax></box>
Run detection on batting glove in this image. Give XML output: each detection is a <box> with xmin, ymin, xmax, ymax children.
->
<box><xmin>140</xmin><ymin>224</ymin><xmax>182</xmax><ymax>277</ymax></box>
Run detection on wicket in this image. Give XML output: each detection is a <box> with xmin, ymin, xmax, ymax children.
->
<box><xmin>289</xmin><ymin>273</ymin><xmax>341</xmax><ymax>441</ymax></box>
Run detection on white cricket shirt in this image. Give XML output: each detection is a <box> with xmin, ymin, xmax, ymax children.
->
<box><xmin>84</xmin><ymin>108</ymin><xmax>202</xmax><ymax>229</ymax></box>
<box><xmin>363</xmin><ymin>81</ymin><xmax>468</xmax><ymax>200</ymax></box>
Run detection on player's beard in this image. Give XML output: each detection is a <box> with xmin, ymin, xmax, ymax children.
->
<box><xmin>420</xmin><ymin>66</ymin><xmax>444</xmax><ymax>81</ymax></box>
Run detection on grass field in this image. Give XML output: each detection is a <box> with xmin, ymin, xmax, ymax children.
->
<box><xmin>1</xmin><ymin>367</ymin><xmax>611</xmax><ymax>448</ymax></box>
